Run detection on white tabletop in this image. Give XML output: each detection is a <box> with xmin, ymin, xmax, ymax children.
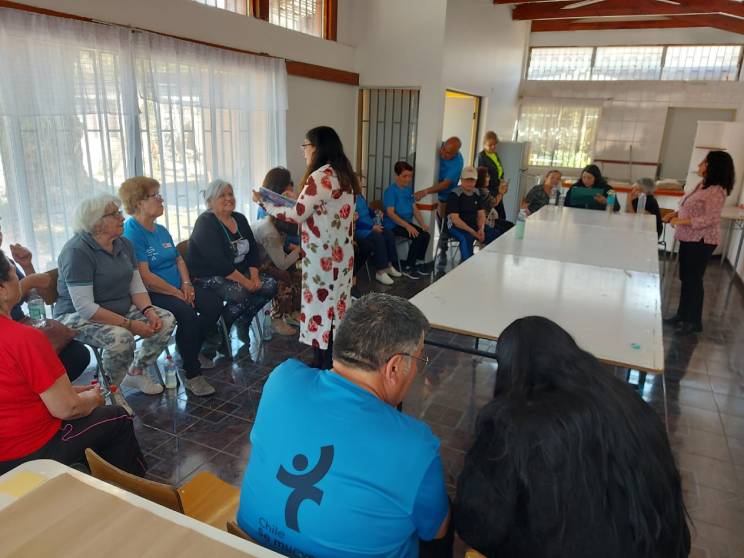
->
<box><xmin>484</xmin><ymin>217</ymin><xmax>659</xmax><ymax>274</ymax></box>
<box><xmin>721</xmin><ymin>206</ymin><xmax>744</xmax><ymax>222</ymax></box>
<box><xmin>413</xmin><ymin>252</ymin><xmax>664</xmax><ymax>373</ymax></box>
<box><xmin>0</xmin><ymin>460</ymin><xmax>284</xmax><ymax>557</ymax></box>
<box><xmin>529</xmin><ymin>205</ymin><xmax>658</xmax><ymax>233</ymax></box>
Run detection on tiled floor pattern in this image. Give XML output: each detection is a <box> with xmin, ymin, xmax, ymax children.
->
<box><xmin>98</xmin><ymin>257</ymin><xmax>744</xmax><ymax>557</ymax></box>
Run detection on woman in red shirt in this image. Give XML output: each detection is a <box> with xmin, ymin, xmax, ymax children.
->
<box><xmin>663</xmin><ymin>150</ymin><xmax>734</xmax><ymax>334</ymax></box>
<box><xmin>0</xmin><ymin>249</ymin><xmax>146</xmax><ymax>475</ymax></box>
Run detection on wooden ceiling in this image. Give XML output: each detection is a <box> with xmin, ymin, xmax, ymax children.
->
<box><xmin>494</xmin><ymin>0</ymin><xmax>744</xmax><ymax>34</ymax></box>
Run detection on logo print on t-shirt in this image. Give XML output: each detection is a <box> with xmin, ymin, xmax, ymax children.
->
<box><xmin>276</xmin><ymin>445</ymin><xmax>334</xmax><ymax>532</ymax></box>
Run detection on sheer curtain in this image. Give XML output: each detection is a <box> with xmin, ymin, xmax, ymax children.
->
<box><xmin>0</xmin><ymin>8</ymin><xmax>287</xmax><ymax>270</ymax></box>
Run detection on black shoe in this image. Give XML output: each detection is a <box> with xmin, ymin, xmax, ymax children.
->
<box><xmin>677</xmin><ymin>322</ymin><xmax>703</xmax><ymax>334</ymax></box>
<box><xmin>400</xmin><ymin>264</ymin><xmax>419</xmax><ymax>279</ymax></box>
<box><xmin>663</xmin><ymin>315</ymin><xmax>682</xmax><ymax>325</ymax></box>
<box><xmin>415</xmin><ymin>264</ymin><xmax>430</xmax><ymax>276</ymax></box>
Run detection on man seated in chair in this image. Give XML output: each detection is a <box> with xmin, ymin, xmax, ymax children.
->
<box><xmin>446</xmin><ymin>166</ymin><xmax>498</xmax><ymax>263</ymax></box>
<box><xmin>237</xmin><ymin>293</ymin><xmax>452</xmax><ymax>558</ymax></box>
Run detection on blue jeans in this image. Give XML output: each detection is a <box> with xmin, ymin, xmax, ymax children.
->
<box><xmin>449</xmin><ymin>225</ymin><xmax>498</xmax><ymax>261</ymax></box>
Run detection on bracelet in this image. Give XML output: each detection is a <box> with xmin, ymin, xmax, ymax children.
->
<box><xmin>121</xmin><ymin>318</ymin><xmax>131</xmax><ymax>330</ymax></box>
<box><xmin>183</xmin><ymin>281</ymin><xmax>192</xmax><ymax>287</ymax></box>
<box><xmin>141</xmin><ymin>305</ymin><xmax>155</xmax><ymax>315</ymax></box>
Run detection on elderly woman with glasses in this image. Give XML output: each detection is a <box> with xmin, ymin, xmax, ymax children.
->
<box><xmin>187</xmin><ymin>179</ymin><xmax>278</xmax><ymax>351</ymax></box>
<box><xmin>54</xmin><ymin>195</ymin><xmax>176</xmax><ymax>396</ymax></box>
<box><xmin>120</xmin><ymin>176</ymin><xmax>219</xmax><ymax>397</ymax></box>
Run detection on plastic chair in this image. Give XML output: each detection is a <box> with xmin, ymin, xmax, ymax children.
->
<box><xmin>85</xmin><ymin>448</ymin><xmax>241</xmax><ymax>530</ymax></box>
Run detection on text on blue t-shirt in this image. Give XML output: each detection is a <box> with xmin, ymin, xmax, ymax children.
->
<box><xmin>122</xmin><ymin>218</ymin><xmax>181</xmax><ymax>289</ymax></box>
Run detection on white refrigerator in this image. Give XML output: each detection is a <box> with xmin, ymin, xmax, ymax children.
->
<box><xmin>494</xmin><ymin>141</ymin><xmax>531</xmax><ymax>222</ymax></box>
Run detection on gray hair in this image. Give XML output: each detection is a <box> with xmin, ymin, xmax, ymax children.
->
<box><xmin>73</xmin><ymin>194</ymin><xmax>121</xmax><ymax>233</ymax></box>
<box><xmin>332</xmin><ymin>293</ymin><xmax>430</xmax><ymax>373</ymax></box>
<box><xmin>203</xmin><ymin>179</ymin><xmax>233</xmax><ymax>207</ymax></box>
<box><xmin>635</xmin><ymin>177</ymin><xmax>656</xmax><ymax>193</ymax></box>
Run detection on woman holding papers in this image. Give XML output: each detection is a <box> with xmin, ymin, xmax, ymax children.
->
<box><xmin>254</xmin><ymin>126</ymin><xmax>360</xmax><ymax>369</ymax></box>
<box><xmin>565</xmin><ymin>164</ymin><xmax>620</xmax><ymax>212</ymax></box>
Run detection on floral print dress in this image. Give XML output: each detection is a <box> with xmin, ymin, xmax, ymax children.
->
<box><xmin>261</xmin><ymin>164</ymin><xmax>355</xmax><ymax>350</ymax></box>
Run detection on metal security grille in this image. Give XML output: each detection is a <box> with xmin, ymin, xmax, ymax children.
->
<box><xmin>662</xmin><ymin>45</ymin><xmax>742</xmax><ymax>81</ymax></box>
<box><xmin>593</xmin><ymin>46</ymin><xmax>664</xmax><ymax>80</ymax></box>
<box><xmin>270</xmin><ymin>0</ymin><xmax>324</xmax><ymax>37</ymax></box>
<box><xmin>517</xmin><ymin>103</ymin><xmax>600</xmax><ymax>169</ymax></box>
<box><xmin>192</xmin><ymin>0</ymin><xmax>250</xmax><ymax>15</ymax></box>
<box><xmin>528</xmin><ymin>45</ymin><xmax>744</xmax><ymax>82</ymax></box>
<box><xmin>357</xmin><ymin>89</ymin><xmax>419</xmax><ymax>202</ymax></box>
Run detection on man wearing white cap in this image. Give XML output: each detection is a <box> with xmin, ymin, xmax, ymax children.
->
<box><xmin>445</xmin><ymin>165</ymin><xmax>498</xmax><ymax>262</ymax></box>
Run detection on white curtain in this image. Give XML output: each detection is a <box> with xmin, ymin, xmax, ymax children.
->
<box><xmin>0</xmin><ymin>8</ymin><xmax>287</xmax><ymax>270</ymax></box>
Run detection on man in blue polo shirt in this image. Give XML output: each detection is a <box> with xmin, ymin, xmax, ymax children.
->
<box><xmin>238</xmin><ymin>293</ymin><xmax>451</xmax><ymax>558</ymax></box>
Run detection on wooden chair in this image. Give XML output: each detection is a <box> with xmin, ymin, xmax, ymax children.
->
<box><xmin>85</xmin><ymin>448</ymin><xmax>241</xmax><ymax>530</ymax></box>
<box><xmin>226</xmin><ymin>519</ymin><xmax>255</xmax><ymax>541</ymax></box>
<box><xmin>465</xmin><ymin>550</ymin><xmax>486</xmax><ymax>558</ymax></box>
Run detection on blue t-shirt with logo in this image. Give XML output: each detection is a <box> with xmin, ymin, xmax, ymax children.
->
<box><xmin>383</xmin><ymin>182</ymin><xmax>415</xmax><ymax>229</ymax></box>
<box><xmin>122</xmin><ymin>218</ymin><xmax>181</xmax><ymax>289</ymax></box>
<box><xmin>238</xmin><ymin>359</ymin><xmax>449</xmax><ymax>558</ymax></box>
<box><xmin>437</xmin><ymin>148</ymin><xmax>464</xmax><ymax>202</ymax></box>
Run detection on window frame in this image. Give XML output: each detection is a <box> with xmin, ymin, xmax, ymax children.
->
<box><xmin>526</xmin><ymin>43</ymin><xmax>744</xmax><ymax>82</ymax></box>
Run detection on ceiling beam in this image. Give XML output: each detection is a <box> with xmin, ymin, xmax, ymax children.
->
<box><xmin>530</xmin><ymin>13</ymin><xmax>744</xmax><ymax>34</ymax></box>
<box><xmin>514</xmin><ymin>0</ymin><xmax>744</xmax><ymax>21</ymax></box>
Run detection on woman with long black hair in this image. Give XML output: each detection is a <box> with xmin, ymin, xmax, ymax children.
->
<box><xmin>663</xmin><ymin>150</ymin><xmax>734</xmax><ymax>334</ymax></box>
<box><xmin>565</xmin><ymin>163</ymin><xmax>620</xmax><ymax>211</ymax></box>
<box><xmin>255</xmin><ymin>126</ymin><xmax>360</xmax><ymax>368</ymax></box>
<box><xmin>455</xmin><ymin>316</ymin><xmax>690</xmax><ymax>558</ymax></box>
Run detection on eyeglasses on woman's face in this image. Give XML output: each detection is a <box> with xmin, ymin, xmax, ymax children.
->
<box><xmin>102</xmin><ymin>209</ymin><xmax>123</xmax><ymax>219</ymax></box>
<box><xmin>300</xmin><ymin>142</ymin><xmax>313</xmax><ymax>151</ymax></box>
<box><xmin>146</xmin><ymin>191</ymin><xmax>163</xmax><ymax>201</ymax></box>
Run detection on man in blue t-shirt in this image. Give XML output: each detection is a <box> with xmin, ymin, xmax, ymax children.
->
<box><xmin>238</xmin><ymin>293</ymin><xmax>451</xmax><ymax>558</ymax></box>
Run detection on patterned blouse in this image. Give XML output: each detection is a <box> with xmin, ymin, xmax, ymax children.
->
<box><xmin>675</xmin><ymin>182</ymin><xmax>726</xmax><ymax>245</ymax></box>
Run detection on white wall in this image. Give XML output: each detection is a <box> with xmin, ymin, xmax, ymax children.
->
<box><xmin>443</xmin><ymin>0</ymin><xmax>530</xmax><ymax>153</ymax></box>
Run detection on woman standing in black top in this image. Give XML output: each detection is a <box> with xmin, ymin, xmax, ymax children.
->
<box><xmin>455</xmin><ymin>316</ymin><xmax>690</xmax><ymax>558</ymax></box>
<box><xmin>187</xmin><ymin>179</ymin><xmax>278</xmax><ymax>347</ymax></box>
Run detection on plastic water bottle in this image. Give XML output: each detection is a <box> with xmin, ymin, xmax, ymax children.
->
<box><xmin>549</xmin><ymin>186</ymin><xmax>557</xmax><ymax>206</ymax></box>
<box><xmin>109</xmin><ymin>385</ymin><xmax>134</xmax><ymax>416</ymax></box>
<box><xmin>27</xmin><ymin>289</ymin><xmax>46</xmax><ymax>327</ymax></box>
<box><xmin>637</xmin><ymin>192</ymin><xmax>647</xmax><ymax>215</ymax></box>
<box><xmin>164</xmin><ymin>356</ymin><xmax>178</xmax><ymax>389</ymax></box>
<box><xmin>262</xmin><ymin>305</ymin><xmax>273</xmax><ymax>341</ymax></box>
<box><xmin>373</xmin><ymin>209</ymin><xmax>383</xmax><ymax>227</ymax></box>
<box><xmin>515</xmin><ymin>209</ymin><xmax>526</xmax><ymax>239</ymax></box>
<box><xmin>606</xmin><ymin>189</ymin><xmax>616</xmax><ymax>213</ymax></box>
<box><xmin>554</xmin><ymin>186</ymin><xmax>562</xmax><ymax>207</ymax></box>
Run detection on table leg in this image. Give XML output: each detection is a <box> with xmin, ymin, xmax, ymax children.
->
<box><xmin>662</xmin><ymin>374</ymin><xmax>669</xmax><ymax>436</ymax></box>
<box><xmin>730</xmin><ymin>224</ymin><xmax>744</xmax><ymax>285</ymax></box>
<box><xmin>721</xmin><ymin>220</ymin><xmax>733</xmax><ymax>267</ymax></box>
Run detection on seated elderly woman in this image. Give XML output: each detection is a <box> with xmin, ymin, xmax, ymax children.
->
<box><xmin>0</xmin><ymin>218</ymin><xmax>90</xmax><ymax>381</ymax></box>
<box><xmin>253</xmin><ymin>167</ymin><xmax>301</xmax><ymax>335</ymax></box>
<box><xmin>522</xmin><ymin>169</ymin><xmax>562</xmax><ymax>215</ymax></box>
<box><xmin>186</xmin><ymin>179</ymin><xmax>278</xmax><ymax>349</ymax></box>
<box><xmin>54</xmin><ymin>195</ymin><xmax>176</xmax><ymax>396</ymax></box>
<box><xmin>120</xmin><ymin>176</ymin><xmax>220</xmax><ymax>397</ymax></box>
<box><xmin>626</xmin><ymin>177</ymin><xmax>663</xmax><ymax>237</ymax></box>
<box><xmin>0</xmin><ymin>249</ymin><xmax>146</xmax><ymax>476</ymax></box>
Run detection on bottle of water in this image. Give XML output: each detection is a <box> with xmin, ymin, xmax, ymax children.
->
<box><xmin>109</xmin><ymin>385</ymin><xmax>134</xmax><ymax>416</ymax></box>
<box><xmin>637</xmin><ymin>192</ymin><xmax>647</xmax><ymax>215</ymax></box>
<box><xmin>164</xmin><ymin>356</ymin><xmax>178</xmax><ymax>389</ymax></box>
<box><xmin>606</xmin><ymin>189</ymin><xmax>616</xmax><ymax>213</ymax></box>
<box><xmin>373</xmin><ymin>209</ymin><xmax>383</xmax><ymax>227</ymax></box>
<box><xmin>27</xmin><ymin>289</ymin><xmax>46</xmax><ymax>327</ymax></box>
<box><xmin>548</xmin><ymin>186</ymin><xmax>557</xmax><ymax>206</ymax></box>
<box><xmin>262</xmin><ymin>304</ymin><xmax>273</xmax><ymax>341</ymax></box>
<box><xmin>515</xmin><ymin>209</ymin><xmax>526</xmax><ymax>239</ymax></box>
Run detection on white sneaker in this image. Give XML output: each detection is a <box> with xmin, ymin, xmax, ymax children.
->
<box><xmin>272</xmin><ymin>317</ymin><xmax>298</xmax><ymax>336</ymax></box>
<box><xmin>183</xmin><ymin>375</ymin><xmax>216</xmax><ymax>397</ymax></box>
<box><xmin>375</xmin><ymin>271</ymin><xmax>394</xmax><ymax>285</ymax></box>
<box><xmin>198</xmin><ymin>353</ymin><xmax>216</xmax><ymax>370</ymax></box>
<box><xmin>121</xmin><ymin>372</ymin><xmax>164</xmax><ymax>395</ymax></box>
<box><xmin>386</xmin><ymin>266</ymin><xmax>402</xmax><ymax>278</ymax></box>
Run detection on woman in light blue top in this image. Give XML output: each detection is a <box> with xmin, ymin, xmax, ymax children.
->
<box><xmin>120</xmin><ymin>176</ymin><xmax>219</xmax><ymax>397</ymax></box>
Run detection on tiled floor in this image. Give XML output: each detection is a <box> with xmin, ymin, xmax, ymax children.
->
<box><xmin>101</xmin><ymin>255</ymin><xmax>744</xmax><ymax>557</ymax></box>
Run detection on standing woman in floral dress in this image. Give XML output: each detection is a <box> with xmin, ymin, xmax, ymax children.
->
<box><xmin>255</xmin><ymin>126</ymin><xmax>360</xmax><ymax>368</ymax></box>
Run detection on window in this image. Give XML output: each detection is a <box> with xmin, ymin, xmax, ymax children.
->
<box><xmin>662</xmin><ymin>45</ymin><xmax>742</xmax><ymax>81</ymax></box>
<box><xmin>527</xmin><ymin>45</ymin><xmax>743</xmax><ymax>82</ymax></box>
<box><xmin>517</xmin><ymin>103</ymin><xmax>600</xmax><ymax>168</ymax></box>
<box><xmin>357</xmin><ymin>89</ymin><xmax>419</xmax><ymax>201</ymax></box>
<box><xmin>0</xmin><ymin>10</ymin><xmax>287</xmax><ymax>270</ymax></box>
<box><xmin>592</xmin><ymin>47</ymin><xmax>663</xmax><ymax>81</ymax></box>
<box><xmin>192</xmin><ymin>0</ymin><xmax>250</xmax><ymax>15</ymax></box>
<box><xmin>270</xmin><ymin>0</ymin><xmax>324</xmax><ymax>38</ymax></box>
<box><xmin>527</xmin><ymin>47</ymin><xmax>593</xmax><ymax>80</ymax></box>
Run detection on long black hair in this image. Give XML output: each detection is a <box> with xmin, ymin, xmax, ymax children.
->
<box><xmin>302</xmin><ymin>126</ymin><xmax>360</xmax><ymax>195</ymax></box>
<box><xmin>703</xmin><ymin>150</ymin><xmax>735</xmax><ymax>195</ymax></box>
<box><xmin>574</xmin><ymin>164</ymin><xmax>609</xmax><ymax>189</ymax></box>
<box><xmin>0</xmin><ymin>249</ymin><xmax>11</xmax><ymax>283</ymax></box>
<box><xmin>485</xmin><ymin>316</ymin><xmax>689</xmax><ymax>556</ymax></box>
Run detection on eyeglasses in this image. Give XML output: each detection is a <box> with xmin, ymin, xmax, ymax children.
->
<box><xmin>300</xmin><ymin>143</ymin><xmax>313</xmax><ymax>150</ymax></box>
<box><xmin>389</xmin><ymin>352</ymin><xmax>430</xmax><ymax>369</ymax></box>
<box><xmin>146</xmin><ymin>193</ymin><xmax>163</xmax><ymax>201</ymax></box>
<box><xmin>102</xmin><ymin>209</ymin><xmax>123</xmax><ymax>219</ymax></box>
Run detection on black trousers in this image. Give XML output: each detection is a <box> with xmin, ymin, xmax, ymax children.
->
<box><xmin>355</xmin><ymin>229</ymin><xmax>398</xmax><ymax>271</ymax></box>
<box><xmin>59</xmin><ymin>340</ymin><xmax>91</xmax><ymax>383</ymax></box>
<box><xmin>0</xmin><ymin>405</ymin><xmax>146</xmax><ymax>476</ymax></box>
<box><xmin>393</xmin><ymin>225</ymin><xmax>431</xmax><ymax>266</ymax></box>
<box><xmin>149</xmin><ymin>291</ymin><xmax>222</xmax><ymax>378</ymax></box>
<box><xmin>676</xmin><ymin>240</ymin><xmax>716</xmax><ymax>327</ymax></box>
